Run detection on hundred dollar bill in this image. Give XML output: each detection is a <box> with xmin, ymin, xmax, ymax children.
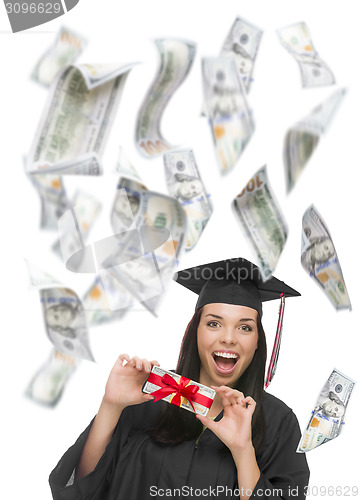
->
<box><xmin>101</xmin><ymin>191</ymin><xmax>187</xmax><ymax>315</ymax></box>
<box><xmin>298</xmin><ymin>368</ymin><xmax>355</xmax><ymax>452</ymax></box>
<box><xmin>28</xmin><ymin>171</ymin><xmax>71</xmax><ymax>230</ymax></box>
<box><xmin>27</xmin><ymin>62</ymin><xmax>137</xmax><ymax>176</ymax></box>
<box><xmin>135</xmin><ymin>38</ymin><xmax>196</xmax><ymax>158</ymax></box>
<box><xmin>284</xmin><ymin>88</ymin><xmax>346</xmax><ymax>192</ymax></box>
<box><xmin>25</xmin><ymin>349</ymin><xmax>78</xmax><ymax>406</ymax></box>
<box><xmin>27</xmin><ymin>262</ymin><xmax>95</xmax><ymax>361</ymax></box>
<box><xmin>40</xmin><ymin>287</ymin><xmax>95</xmax><ymax>361</ymax></box>
<box><xmin>220</xmin><ymin>17</ymin><xmax>263</xmax><ymax>93</ymax></box>
<box><xmin>277</xmin><ymin>22</ymin><xmax>335</xmax><ymax>88</ymax></box>
<box><xmin>143</xmin><ymin>365</ymin><xmax>215</xmax><ymax>416</ymax></box>
<box><xmin>32</xmin><ymin>26</ymin><xmax>87</xmax><ymax>88</ymax></box>
<box><xmin>202</xmin><ymin>57</ymin><xmax>254</xmax><ymax>174</ymax></box>
<box><xmin>114</xmin><ymin>146</ymin><xmax>143</xmax><ymax>182</ymax></box>
<box><xmin>55</xmin><ymin>195</ymin><xmax>103</xmax><ymax>273</ymax></box>
<box><xmin>111</xmin><ymin>178</ymin><xmax>147</xmax><ymax>233</ymax></box>
<box><xmin>164</xmin><ymin>149</ymin><xmax>213</xmax><ymax>250</ymax></box>
<box><xmin>232</xmin><ymin>165</ymin><xmax>288</xmax><ymax>280</ymax></box>
<box><xmin>301</xmin><ymin>205</ymin><xmax>351</xmax><ymax>310</ymax></box>
<box><xmin>82</xmin><ymin>275</ymin><xmax>131</xmax><ymax>325</ymax></box>
<box><xmin>53</xmin><ymin>191</ymin><xmax>102</xmax><ymax>267</ymax></box>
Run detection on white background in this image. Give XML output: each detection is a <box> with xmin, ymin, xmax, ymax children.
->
<box><xmin>1</xmin><ymin>0</ymin><xmax>359</xmax><ymax>498</ymax></box>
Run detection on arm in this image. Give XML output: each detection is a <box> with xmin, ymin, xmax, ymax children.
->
<box><xmin>197</xmin><ymin>387</ymin><xmax>259</xmax><ymax>500</ymax></box>
<box><xmin>75</xmin><ymin>398</ymin><xmax>126</xmax><ymax>479</ymax></box>
<box><xmin>197</xmin><ymin>388</ymin><xmax>309</xmax><ymax>500</ymax></box>
<box><xmin>49</xmin><ymin>354</ymin><xmax>159</xmax><ymax>498</ymax></box>
<box><xmin>76</xmin><ymin>354</ymin><xmax>158</xmax><ymax>479</ymax></box>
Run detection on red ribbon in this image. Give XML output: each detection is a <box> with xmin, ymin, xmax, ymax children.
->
<box><xmin>148</xmin><ymin>372</ymin><xmax>213</xmax><ymax>414</ymax></box>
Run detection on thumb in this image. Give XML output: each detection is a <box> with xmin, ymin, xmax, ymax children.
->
<box><xmin>196</xmin><ymin>413</ymin><xmax>218</xmax><ymax>433</ymax></box>
<box><xmin>142</xmin><ymin>393</ymin><xmax>155</xmax><ymax>403</ymax></box>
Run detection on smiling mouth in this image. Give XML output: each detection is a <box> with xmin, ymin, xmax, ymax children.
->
<box><xmin>212</xmin><ymin>351</ymin><xmax>239</xmax><ymax>375</ymax></box>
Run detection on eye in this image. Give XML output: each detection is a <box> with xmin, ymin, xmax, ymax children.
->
<box><xmin>239</xmin><ymin>324</ymin><xmax>252</xmax><ymax>332</ymax></box>
<box><xmin>207</xmin><ymin>321</ymin><xmax>220</xmax><ymax>328</ymax></box>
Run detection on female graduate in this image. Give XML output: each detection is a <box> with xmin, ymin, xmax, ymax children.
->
<box><xmin>49</xmin><ymin>258</ymin><xmax>310</xmax><ymax>500</ymax></box>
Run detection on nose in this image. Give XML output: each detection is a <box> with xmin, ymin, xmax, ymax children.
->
<box><xmin>219</xmin><ymin>326</ymin><xmax>237</xmax><ymax>345</ymax></box>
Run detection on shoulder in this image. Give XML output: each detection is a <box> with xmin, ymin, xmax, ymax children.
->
<box><xmin>261</xmin><ymin>391</ymin><xmax>300</xmax><ymax>442</ymax></box>
<box><xmin>262</xmin><ymin>391</ymin><xmax>293</xmax><ymax>420</ymax></box>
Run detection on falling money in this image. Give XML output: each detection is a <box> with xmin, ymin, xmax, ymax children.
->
<box><xmin>277</xmin><ymin>22</ymin><xmax>335</xmax><ymax>88</ymax></box>
<box><xmin>27</xmin><ymin>62</ymin><xmax>137</xmax><ymax>175</ymax></box>
<box><xmin>220</xmin><ymin>17</ymin><xmax>263</xmax><ymax>93</ymax></box>
<box><xmin>26</xmin><ymin>261</ymin><xmax>95</xmax><ymax>361</ymax></box>
<box><xmin>202</xmin><ymin>57</ymin><xmax>254</xmax><ymax>174</ymax></box>
<box><xmin>26</xmin><ymin>349</ymin><xmax>79</xmax><ymax>406</ymax></box>
<box><xmin>164</xmin><ymin>149</ymin><xmax>212</xmax><ymax>251</ymax></box>
<box><xmin>301</xmin><ymin>205</ymin><xmax>351</xmax><ymax>310</ymax></box>
<box><xmin>298</xmin><ymin>368</ymin><xmax>355</xmax><ymax>452</ymax></box>
<box><xmin>31</xmin><ymin>26</ymin><xmax>87</xmax><ymax>88</ymax></box>
<box><xmin>52</xmin><ymin>191</ymin><xmax>102</xmax><ymax>267</ymax></box>
<box><xmin>284</xmin><ymin>88</ymin><xmax>346</xmax><ymax>192</ymax></box>
<box><xmin>232</xmin><ymin>165</ymin><xmax>288</xmax><ymax>280</ymax></box>
<box><xmin>104</xmin><ymin>191</ymin><xmax>187</xmax><ymax>315</ymax></box>
<box><xmin>135</xmin><ymin>38</ymin><xmax>196</xmax><ymax>158</ymax></box>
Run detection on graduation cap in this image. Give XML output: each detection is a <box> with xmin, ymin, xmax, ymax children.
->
<box><xmin>174</xmin><ymin>258</ymin><xmax>301</xmax><ymax>388</ymax></box>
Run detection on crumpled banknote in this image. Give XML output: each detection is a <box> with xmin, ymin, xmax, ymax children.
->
<box><xmin>277</xmin><ymin>22</ymin><xmax>335</xmax><ymax>88</ymax></box>
<box><xmin>136</xmin><ymin>38</ymin><xmax>196</xmax><ymax>158</ymax></box>
<box><xmin>232</xmin><ymin>165</ymin><xmax>287</xmax><ymax>280</ymax></box>
<box><xmin>298</xmin><ymin>368</ymin><xmax>355</xmax><ymax>452</ymax></box>
<box><xmin>202</xmin><ymin>57</ymin><xmax>254</xmax><ymax>174</ymax></box>
<box><xmin>164</xmin><ymin>149</ymin><xmax>212</xmax><ymax>251</ymax></box>
<box><xmin>301</xmin><ymin>205</ymin><xmax>351</xmax><ymax>310</ymax></box>
<box><xmin>284</xmin><ymin>88</ymin><xmax>346</xmax><ymax>192</ymax></box>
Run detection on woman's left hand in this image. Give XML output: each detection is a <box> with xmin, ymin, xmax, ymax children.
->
<box><xmin>196</xmin><ymin>386</ymin><xmax>256</xmax><ymax>454</ymax></box>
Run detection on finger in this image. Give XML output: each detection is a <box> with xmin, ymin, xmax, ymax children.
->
<box><xmin>196</xmin><ymin>413</ymin><xmax>218</xmax><ymax>433</ymax></box>
<box><xmin>241</xmin><ymin>396</ymin><xmax>256</xmax><ymax>407</ymax></box>
<box><xmin>213</xmin><ymin>386</ymin><xmax>241</xmax><ymax>407</ymax></box>
<box><xmin>211</xmin><ymin>385</ymin><xmax>229</xmax><ymax>392</ymax></box>
<box><xmin>150</xmin><ymin>359</ymin><xmax>160</xmax><ymax>367</ymax></box>
<box><xmin>215</xmin><ymin>390</ymin><xmax>233</xmax><ymax>407</ymax></box>
<box><xmin>223</xmin><ymin>389</ymin><xmax>244</xmax><ymax>406</ymax></box>
<box><xmin>225</xmin><ymin>389</ymin><xmax>244</xmax><ymax>399</ymax></box>
<box><xmin>241</xmin><ymin>396</ymin><xmax>257</xmax><ymax>415</ymax></box>
<box><xmin>127</xmin><ymin>357</ymin><xmax>136</xmax><ymax>367</ymax></box>
<box><xmin>117</xmin><ymin>353</ymin><xmax>130</xmax><ymax>366</ymax></box>
<box><xmin>142</xmin><ymin>358</ymin><xmax>152</xmax><ymax>373</ymax></box>
<box><xmin>142</xmin><ymin>393</ymin><xmax>155</xmax><ymax>403</ymax></box>
<box><xmin>131</xmin><ymin>356</ymin><xmax>143</xmax><ymax>370</ymax></box>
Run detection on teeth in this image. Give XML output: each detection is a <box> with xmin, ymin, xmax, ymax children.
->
<box><xmin>214</xmin><ymin>351</ymin><xmax>238</xmax><ymax>359</ymax></box>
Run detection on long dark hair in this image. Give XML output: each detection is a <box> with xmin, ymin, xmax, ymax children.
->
<box><xmin>149</xmin><ymin>306</ymin><xmax>267</xmax><ymax>455</ymax></box>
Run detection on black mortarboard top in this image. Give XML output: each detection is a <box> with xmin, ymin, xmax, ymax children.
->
<box><xmin>174</xmin><ymin>258</ymin><xmax>300</xmax><ymax>317</ymax></box>
<box><xmin>174</xmin><ymin>258</ymin><xmax>301</xmax><ymax>389</ymax></box>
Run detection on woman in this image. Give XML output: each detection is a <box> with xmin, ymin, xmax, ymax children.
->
<box><xmin>49</xmin><ymin>258</ymin><xmax>309</xmax><ymax>499</ymax></box>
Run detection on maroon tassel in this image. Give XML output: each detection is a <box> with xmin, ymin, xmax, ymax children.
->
<box><xmin>265</xmin><ymin>293</ymin><xmax>285</xmax><ymax>389</ymax></box>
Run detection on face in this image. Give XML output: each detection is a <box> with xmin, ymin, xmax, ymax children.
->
<box><xmin>177</xmin><ymin>179</ymin><xmax>202</xmax><ymax>200</ymax></box>
<box><xmin>312</xmin><ymin>239</ymin><xmax>335</xmax><ymax>262</ymax></box>
<box><xmin>46</xmin><ymin>304</ymin><xmax>75</xmax><ymax>328</ymax></box>
<box><xmin>197</xmin><ymin>303</ymin><xmax>258</xmax><ymax>388</ymax></box>
<box><xmin>322</xmin><ymin>399</ymin><xmax>345</xmax><ymax>418</ymax></box>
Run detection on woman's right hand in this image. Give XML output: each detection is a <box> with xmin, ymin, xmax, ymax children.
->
<box><xmin>103</xmin><ymin>353</ymin><xmax>160</xmax><ymax>409</ymax></box>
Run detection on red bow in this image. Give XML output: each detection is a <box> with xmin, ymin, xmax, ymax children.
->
<box><xmin>149</xmin><ymin>373</ymin><xmax>201</xmax><ymax>414</ymax></box>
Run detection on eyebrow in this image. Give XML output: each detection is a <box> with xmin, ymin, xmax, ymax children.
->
<box><xmin>205</xmin><ymin>314</ymin><xmax>256</xmax><ymax>323</ymax></box>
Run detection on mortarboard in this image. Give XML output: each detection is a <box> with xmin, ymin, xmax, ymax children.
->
<box><xmin>174</xmin><ymin>258</ymin><xmax>301</xmax><ymax>388</ymax></box>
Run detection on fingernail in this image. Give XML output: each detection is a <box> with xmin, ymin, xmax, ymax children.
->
<box><xmin>137</xmin><ymin>363</ymin><xmax>142</xmax><ymax>369</ymax></box>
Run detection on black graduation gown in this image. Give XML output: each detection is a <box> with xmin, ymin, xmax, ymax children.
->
<box><xmin>49</xmin><ymin>392</ymin><xmax>310</xmax><ymax>499</ymax></box>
